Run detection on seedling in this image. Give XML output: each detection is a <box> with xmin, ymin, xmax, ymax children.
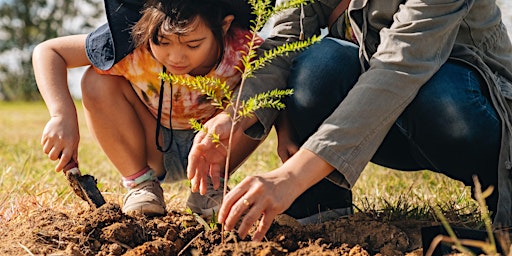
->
<box><xmin>160</xmin><ymin>0</ymin><xmax>320</xmax><ymax>237</ymax></box>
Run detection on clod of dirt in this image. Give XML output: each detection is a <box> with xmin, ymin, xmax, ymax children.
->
<box><xmin>319</xmin><ymin>215</ymin><xmax>410</xmax><ymax>253</ymax></box>
<box><xmin>123</xmin><ymin>238</ymin><xmax>177</xmax><ymax>256</ymax></box>
<box><xmin>211</xmin><ymin>241</ymin><xmax>289</xmax><ymax>255</ymax></box>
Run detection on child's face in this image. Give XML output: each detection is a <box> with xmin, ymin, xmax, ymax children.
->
<box><xmin>149</xmin><ymin>17</ymin><xmax>220</xmax><ymax>76</ymax></box>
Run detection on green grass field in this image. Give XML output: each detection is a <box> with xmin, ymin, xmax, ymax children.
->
<box><xmin>0</xmin><ymin>101</ymin><xmax>480</xmax><ymax>225</ymax></box>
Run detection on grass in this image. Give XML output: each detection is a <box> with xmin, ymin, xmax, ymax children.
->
<box><xmin>0</xmin><ymin>101</ymin><xmax>482</xmax><ymax>227</ymax></box>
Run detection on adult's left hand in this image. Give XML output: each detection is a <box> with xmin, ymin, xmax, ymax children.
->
<box><xmin>218</xmin><ymin>149</ymin><xmax>336</xmax><ymax>241</ymax></box>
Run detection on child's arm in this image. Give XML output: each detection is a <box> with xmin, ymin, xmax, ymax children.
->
<box><xmin>32</xmin><ymin>34</ymin><xmax>91</xmax><ymax>172</ymax></box>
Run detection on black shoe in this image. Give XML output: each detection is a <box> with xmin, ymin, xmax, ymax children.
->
<box><xmin>284</xmin><ymin>178</ymin><xmax>353</xmax><ymax>224</ymax></box>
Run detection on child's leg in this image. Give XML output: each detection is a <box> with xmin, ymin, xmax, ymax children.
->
<box><xmin>81</xmin><ymin>67</ymin><xmax>164</xmax><ymax>177</ymax></box>
<box><xmin>81</xmin><ymin>67</ymin><xmax>166</xmax><ymax>215</ymax></box>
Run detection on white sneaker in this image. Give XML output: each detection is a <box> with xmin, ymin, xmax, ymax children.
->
<box><xmin>186</xmin><ymin>179</ymin><xmax>225</xmax><ymax>218</ymax></box>
<box><xmin>122</xmin><ymin>180</ymin><xmax>166</xmax><ymax>216</ymax></box>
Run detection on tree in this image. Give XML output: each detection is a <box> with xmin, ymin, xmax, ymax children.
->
<box><xmin>0</xmin><ymin>0</ymin><xmax>103</xmax><ymax>101</ymax></box>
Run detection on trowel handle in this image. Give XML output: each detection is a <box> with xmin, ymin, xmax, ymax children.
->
<box><xmin>63</xmin><ymin>160</ymin><xmax>81</xmax><ymax>175</ymax></box>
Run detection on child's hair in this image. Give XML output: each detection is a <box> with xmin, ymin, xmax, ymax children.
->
<box><xmin>131</xmin><ymin>0</ymin><xmax>238</xmax><ymax>61</ymax></box>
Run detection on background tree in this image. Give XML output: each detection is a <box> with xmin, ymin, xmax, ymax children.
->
<box><xmin>0</xmin><ymin>0</ymin><xmax>103</xmax><ymax>101</ymax></box>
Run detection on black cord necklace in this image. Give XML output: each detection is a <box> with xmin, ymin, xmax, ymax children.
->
<box><xmin>155</xmin><ymin>66</ymin><xmax>173</xmax><ymax>152</ymax></box>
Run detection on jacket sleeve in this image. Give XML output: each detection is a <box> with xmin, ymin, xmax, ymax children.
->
<box><xmin>240</xmin><ymin>0</ymin><xmax>341</xmax><ymax>139</ymax></box>
<box><xmin>303</xmin><ymin>0</ymin><xmax>475</xmax><ymax>187</ymax></box>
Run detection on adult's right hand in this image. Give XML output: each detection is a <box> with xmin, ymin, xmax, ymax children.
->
<box><xmin>41</xmin><ymin>116</ymin><xmax>79</xmax><ymax>172</ymax></box>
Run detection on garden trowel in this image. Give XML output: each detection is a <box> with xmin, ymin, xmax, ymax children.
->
<box><xmin>63</xmin><ymin>160</ymin><xmax>106</xmax><ymax>209</ymax></box>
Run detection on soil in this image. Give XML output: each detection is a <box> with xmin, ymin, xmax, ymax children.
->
<box><xmin>0</xmin><ymin>200</ymin><xmax>446</xmax><ymax>256</ymax></box>
<box><xmin>4</xmin><ymin>175</ymin><xmax>492</xmax><ymax>255</ymax></box>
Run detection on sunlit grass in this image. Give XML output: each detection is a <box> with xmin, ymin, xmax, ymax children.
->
<box><xmin>355</xmin><ymin>164</ymin><xmax>480</xmax><ymax>225</ymax></box>
<box><xmin>0</xmin><ymin>101</ymin><xmax>481</xmax><ymax>227</ymax></box>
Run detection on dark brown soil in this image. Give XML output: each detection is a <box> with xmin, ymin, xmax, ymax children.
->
<box><xmin>0</xmin><ymin>201</ymin><xmax>439</xmax><ymax>256</ymax></box>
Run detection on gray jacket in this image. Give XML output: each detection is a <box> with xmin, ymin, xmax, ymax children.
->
<box><xmin>242</xmin><ymin>0</ymin><xmax>512</xmax><ymax>227</ymax></box>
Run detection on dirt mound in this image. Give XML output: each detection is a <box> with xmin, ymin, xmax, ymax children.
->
<box><xmin>0</xmin><ymin>202</ymin><xmax>430</xmax><ymax>255</ymax></box>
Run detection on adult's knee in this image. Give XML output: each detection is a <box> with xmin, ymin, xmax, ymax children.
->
<box><xmin>288</xmin><ymin>38</ymin><xmax>360</xmax><ymax>110</ymax></box>
<box><xmin>406</xmin><ymin>63</ymin><xmax>499</xmax><ymax>143</ymax></box>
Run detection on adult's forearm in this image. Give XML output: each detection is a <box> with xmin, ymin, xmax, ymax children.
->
<box><xmin>278</xmin><ymin>148</ymin><xmax>336</xmax><ymax>198</ymax></box>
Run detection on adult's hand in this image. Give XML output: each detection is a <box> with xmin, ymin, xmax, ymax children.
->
<box><xmin>217</xmin><ymin>168</ymin><xmax>299</xmax><ymax>241</ymax></box>
<box><xmin>218</xmin><ymin>149</ymin><xmax>335</xmax><ymax>241</ymax></box>
<box><xmin>41</xmin><ymin>115</ymin><xmax>79</xmax><ymax>171</ymax></box>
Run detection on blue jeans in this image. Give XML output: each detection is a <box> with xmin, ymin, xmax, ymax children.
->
<box><xmin>284</xmin><ymin>37</ymin><xmax>501</xmax><ymax>216</ymax></box>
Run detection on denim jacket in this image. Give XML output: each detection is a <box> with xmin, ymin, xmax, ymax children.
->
<box><xmin>242</xmin><ymin>0</ymin><xmax>512</xmax><ymax>227</ymax></box>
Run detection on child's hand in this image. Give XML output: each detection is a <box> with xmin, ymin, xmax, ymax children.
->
<box><xmin>41</xmin><ymin>116</ymin><xmax>79</xmax><ymax>172</ymax></box>
<box><xmin>187</xmin><ymin>112</ymin><xmax>232</xmax><ymax>194</ymax></box>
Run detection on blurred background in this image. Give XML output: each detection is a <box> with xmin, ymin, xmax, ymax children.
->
<box><xmin>0</xmin><ymin>0</ymin><xmax>104</xmax><ymax>100</ymax></box>
<box><xmin>0</xmin><ymin>0</ymin><xmax>511</xmax><ymax>102</ymax></box>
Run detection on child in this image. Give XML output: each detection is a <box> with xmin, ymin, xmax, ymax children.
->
<box><xmin>33</xmin><ymin>0</ymin><xmax>263</xmax><ymax>217</ymax></box>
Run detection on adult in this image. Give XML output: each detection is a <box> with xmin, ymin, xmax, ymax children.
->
<box><xmin>188</xmin><ymin>0</ymin><xmax>512</xmax><ymax>241</ymax></box>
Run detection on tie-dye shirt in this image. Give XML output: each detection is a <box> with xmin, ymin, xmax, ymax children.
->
<box><xmin>94</xmin><ymin>28</ymin><xmax>262</xmax><ymax>129</ymax></box>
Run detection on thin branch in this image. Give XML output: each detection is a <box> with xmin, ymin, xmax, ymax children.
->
<box><xmin>178</xmin><ymin>230</ymin><xmax>204</xmax><ymax>256</ymax></box>
<box><xmin>18</xmin><ymin>242</ymin><xmax>35</xmax><ymax>256</ymax></box>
